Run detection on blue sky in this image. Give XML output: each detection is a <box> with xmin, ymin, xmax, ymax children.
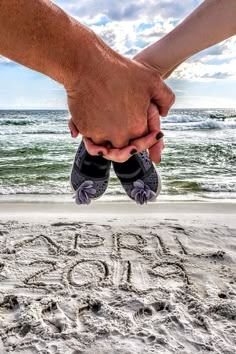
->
<box><xmin>0</xmin><ymin>0</ymin><xmax>236</xmax><ymax>109</ymax></box>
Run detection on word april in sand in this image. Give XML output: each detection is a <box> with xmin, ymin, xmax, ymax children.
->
<box><xmin>0</xmin><ymin>203</ymin><xmax>235</xmax><ymax>354</ymax></box>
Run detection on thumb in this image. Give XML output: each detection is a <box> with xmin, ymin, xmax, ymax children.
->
<box><xmin>151</xmin><ymin>79</ymin><xmax>175</xmax><ymax>117</ymax></box>
<box><xmin>149</xmin><ymin>140</ymin><xmax>164</xmax><ymax>163</ymax></box>
<box><xmin>147</xmin><ymin>102</ymin><xmax>164</xmax><ymax>163</ymax></box>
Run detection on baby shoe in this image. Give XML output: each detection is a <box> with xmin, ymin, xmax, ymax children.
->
<box><xmin>113</xmin><ymin>151</ymin><xmax>161</xmax><ymax>205</ymax></box>
<box><xmin>70</xmin><ymin>141</ymin><xmax>111</xmax><ymax>204</ymax></box>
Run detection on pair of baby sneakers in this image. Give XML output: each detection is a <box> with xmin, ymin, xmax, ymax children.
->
<box><xmin>70</xmin><ymin>141</ymin><xmax>161</xmax><ymax>205</ymax></box>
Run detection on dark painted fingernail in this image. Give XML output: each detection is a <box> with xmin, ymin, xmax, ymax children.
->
<box><xmin>98</xmin><ymin>151</ymin><xmax>104</xmax><ymax>157</ymax></box>
<box><xmin>130</xmin><ymin>149</ymin><xmax>137</xmax><ymax>155</ymax></box>
<box><xmin>156</xmin><ymin>132</ymin><xmax>164</xmax><ymax>140</ymax></box>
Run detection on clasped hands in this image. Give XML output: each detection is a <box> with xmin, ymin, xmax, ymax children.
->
<box><xmin>67</xmin><ymin>36</ymin><xmax>175</xmax><ymax>163</ymax></box>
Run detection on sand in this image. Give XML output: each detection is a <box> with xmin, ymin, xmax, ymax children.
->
<box><xmin>0</xmin><ymin>201</ymin><xmax>235</xmax><ymax>354</ymax></box>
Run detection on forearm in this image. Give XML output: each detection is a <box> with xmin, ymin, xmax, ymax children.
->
<box><xmin>0</xmin><ymin>0</ymin><xmax>101</xmax><ymax>87</ymax></box>
<box><xmin>135</xmin><ymin>0</ymin><xmax>236</xmax><ymax>77</ymax></box>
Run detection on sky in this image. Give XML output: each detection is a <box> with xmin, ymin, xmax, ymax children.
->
<box><xmin>0</xmin><ymin>0</ymin><xmax>236</xmax><ymax>109</ymax></box>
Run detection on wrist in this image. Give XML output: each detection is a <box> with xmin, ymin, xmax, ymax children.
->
<box><xmin>134</xmin><ymin>28</ymin><xmax>191</xmax><ymax>79</ymax></box>
<box><xmin>133</xmin><ymin>41</ymin><xmax>175</xmax><ymax>78</ymax></box>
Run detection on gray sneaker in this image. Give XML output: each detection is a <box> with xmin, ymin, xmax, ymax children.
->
<box><xmin>70</xmin><ymin>141</ymin><xmax>111</xmax><ymax>205</ymax></box>
<box><xmin>113</xmin><ymin>151</ymin><xmax>161</xmax><ymax>205</ymax></box>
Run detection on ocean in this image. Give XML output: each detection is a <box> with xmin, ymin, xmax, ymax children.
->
<box><xmin>0</xmin><ymin>109</ymin><xmax>235</xmax><ymax>201</ymax></box>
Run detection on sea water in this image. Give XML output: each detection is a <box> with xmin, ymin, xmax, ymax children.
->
<box><xmin>0</xmin><ymin>109</ymin><xmax>235</xmax><ymax>201</ymax></box>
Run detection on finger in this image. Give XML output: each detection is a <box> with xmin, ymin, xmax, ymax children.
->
<box><xmin>104</xmin><ymin>135</ymin><xmax>164</xmax><ymax>163</ymax></box>
<box><xmin>130</xmin><ymin>103</ymin><xmax>163</xmax><ymax>152</ymax></box>
<box><xmin>152</xmin><ymin>79</ymin><xmax>175</xmax><ymax>117</ymax></box>
<box><xmin>147</xmin><ymin>102</ymin><xmax>161</xmax><ymax>132</ymax></box>
<box><xmin>83</xmin><ymin>137</ymin><xmax>108</xmax><ymax>156</ymax></box>
<box><xmin>68</xmin><ymin>119</ymin><xmax>79</xmax><ymax>138</ymax></box>
<box><xmin>103</xmin><ymin>144</ymin><xmax>138</xmax><ymax>162</ymax></box>
<box><xmin>149</xmin><ymin>139</ymin><xmax>165</xmax><ymax>163</ymax></box>
<box><xmin>147</xmin><ymin>103</ymin><xmax>165</xmax><ymax>163</ymax></box>
<box><xmin>83</xmin><ymin>137</ymin><xmax>135</xmax><ymax>161</ymax></box>
<box><xmin>131</xmin><ymin>131</ymin><xmax>163</xmax><ymax>153</ymax></box>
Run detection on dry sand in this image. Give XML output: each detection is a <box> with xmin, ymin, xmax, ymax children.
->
<box><xmin>0</xmin><ymin>201</ymin><xmax>235</xmax><ymax>354</ymax></box>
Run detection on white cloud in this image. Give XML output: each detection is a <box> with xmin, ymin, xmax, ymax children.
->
<box><xmin>54</xmin><ymin>0</ymin><xmax>203</xmax><ymax>22</ymax></box>
<box><xmin>89</xmin><ymin>19</ymin><xmax>177</xmax><ymax>57</ymax></box>
<box><xmin>53</xmin><ymin>0</ymin><xmax>235</xmax><ymax>83</ymax></box>
<box><xmin>139</xmin><ymin>21</ymin><xmax>175</xmax><ymax>39</ymax></box>
<box><xmin>171</xmin><ymin>58</ymin><xmax>236</xmax><ymax>82</ymax></box>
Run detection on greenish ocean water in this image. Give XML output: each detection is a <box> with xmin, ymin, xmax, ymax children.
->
<box><xmin>0</xmin><ymin>109</ymin><xmax>235</xmax><ymax>201</ymax></box>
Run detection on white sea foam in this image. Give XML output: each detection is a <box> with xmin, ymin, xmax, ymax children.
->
<box><xmin>163</xmin><ymin>117</ymin><xmax>236</xmax><ymax>130</ymax></box>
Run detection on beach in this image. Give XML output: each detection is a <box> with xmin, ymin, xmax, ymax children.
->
<box><xmin>0</xmin><ymin>200</ymin><xmax>236</xmax><ymax>354</ymax></box>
